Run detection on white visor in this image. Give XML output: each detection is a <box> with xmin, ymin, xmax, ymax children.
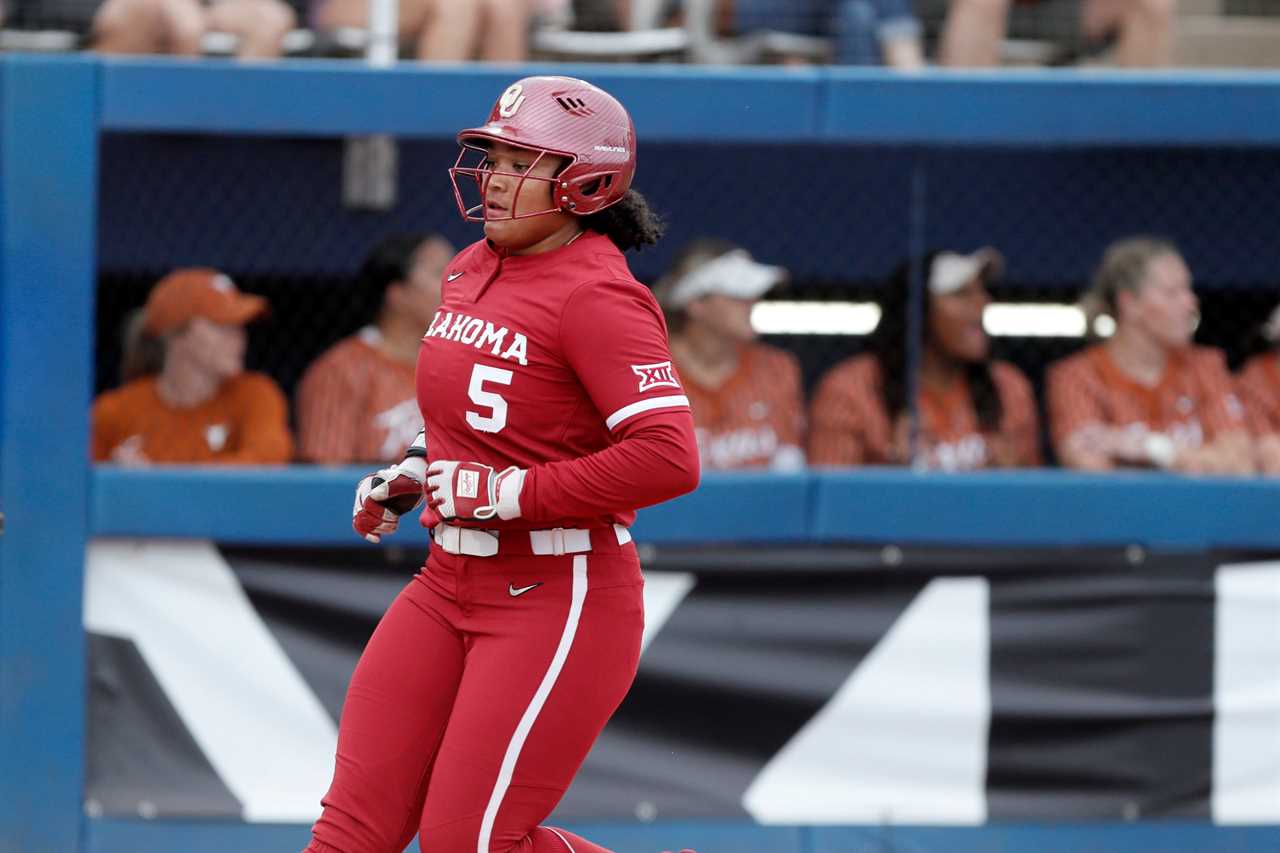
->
<box><xmin>928</xmin><ymin>248</ymin><xmax>1005</xmax><ymax>295</ymax></box>
<box><xmin>1264</xmin><ymin>303</ymin><xmax>1280</xmax><ymax>343</ymax></box>
<box><xmin>662</xmin><ymin>249</ymin><xmax>787</xmax><ymax>309</ymax></box>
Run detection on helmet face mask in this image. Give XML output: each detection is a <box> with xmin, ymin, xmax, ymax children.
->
<box><xmin>449</xmin><ymin>143</ymin><xmax>567</xmax><ymax>222</ymax></box>
<box><xmin>449</xmin><ymin>76</ymin><xmax>637</xmax><ymax>223</ymax></box>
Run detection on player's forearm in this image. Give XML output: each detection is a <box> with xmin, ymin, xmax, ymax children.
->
<box><xmin>1055</xmin><ymin>437</ymin><xmax>1115</xmax><ymax>472</ymax></box>
<box><xmin>521</xmin><ymin>415</ymin><xmax>700</xmax><ymax>522</ymax></box>
<box><xmin>1176</xmin><ymin>432</ymin><xmax>1256</xmax><ymax>476</ymax></box>
<box><xmin>1217</xmin><ymin>432</ymin><xmax>1258</xmax><ymax>475</ymax></box>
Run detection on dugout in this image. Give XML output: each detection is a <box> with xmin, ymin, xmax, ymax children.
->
<box><xmin>3</xmin><ymin>57</ymin><xmax>1280</xmax><ymax>853</ymax></box>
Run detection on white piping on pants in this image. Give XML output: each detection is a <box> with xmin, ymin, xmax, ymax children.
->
<box><xmin>476</xmin><ymin>555</ymin><xmax>588</xmax><ymax>853</ymax></box>
<box><xmin>546</xmin><ymin>827</ymin><xmax>579</xmax><ymax>851</ymax></box>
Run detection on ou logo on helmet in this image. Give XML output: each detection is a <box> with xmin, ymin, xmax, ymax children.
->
<box><xmin>498</xmin><ymin>84</ymin><xmax>525</xmax><ymax>118</ymax></box>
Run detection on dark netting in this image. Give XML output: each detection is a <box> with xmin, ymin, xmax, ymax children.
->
<box><xmin>918</xmin><ymin>145</ymin><xmax>1280</xmax><ymax>467</ymax></box>
<box><xmin>94</xmin><ymin>132</ymin><xmax>1280</xmax><ymax>467</ymax></box>
<box><xmin>3</xmin><ymin>0</ymin><xmax>99</xmax><ymax>33</ymax></box>
<box><xmin>1224</xmin><ymin>0</ymin><xmax>1280</xmax><ymax>14</ymax></box>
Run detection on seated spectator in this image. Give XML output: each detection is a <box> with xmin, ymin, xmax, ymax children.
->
<box><xmin>939</xmin><ymin>0</ymin><xmax>1173</xmax><ymax>68</ymax></box>
<box><xmin>1047</xmin><ymin>237</ymin><xmax>1253</xmax><ymax>475</ymax></box>
<box><xmin>313</xmin><ymin>0</ymin><xmax>534</xmax><ymax>61</ymax></box>
<box><xmin>705</xmin><ymin>0</ymin><xmax>925</xmax><ymax>67</ymax></box>
<box><xmin>92</xmin><ymin>0</ymin><xmax>297</xmax><ymax>58</ymax></box>
<box><xmin>1237</xmin><ymin>304</ymin><xmax>1280</xmax><ymax>475</ymax></box>
<box><xmin>295</xmin><ymin>233</ymin><xmax>454</xmax><ymax>465</ymax></box>
<box><xmin>809</xmin><ymin>248</ymin><xmax>1040</xmax><ymax>470</ymax></box>
<box><xmin>92</xmin><ymin>268</ymin><xmax>293</xmax><ymax>465</ymax></box>
<box><xmin>656</xmin><ymin>239</ymin><xmax>806</xmax><ymax>471</ymax></box>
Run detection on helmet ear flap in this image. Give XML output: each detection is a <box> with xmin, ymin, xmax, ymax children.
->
<box><xmin>560</xmin><ymin>169</ymin><xmax>623</xmax><ymax>215</ymax></box>
<box><xmin>580</xmin><ymin>175</ymin><xmax>614</xmax><ymax>198</ymax></box>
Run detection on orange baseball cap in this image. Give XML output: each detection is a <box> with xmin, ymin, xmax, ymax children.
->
<box><xmin>143</xmin><ymin>268</ymin><xmax>269</xmax><ymax>336</ymax></box>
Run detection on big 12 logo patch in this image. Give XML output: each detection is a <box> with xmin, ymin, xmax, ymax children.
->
<box><xmin>631</xmin><ymin>361</ymin><xmax>681</xmax><ymax>393</ymax></box>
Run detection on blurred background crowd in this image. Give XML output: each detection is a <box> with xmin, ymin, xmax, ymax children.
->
<box><xmin>4</xmin><ymin>0</ymin><xmax>1280</xmax><ymax>68</ymax></box>
<box><xmin>16</xmin><ymin>0</ymin><xmax>1273</xmax><ymax>478</ymax></box>
<box><xmin>91</xmin><ymin>233</ymin><xmax>1280</xmax><ymax>476</ymax></box>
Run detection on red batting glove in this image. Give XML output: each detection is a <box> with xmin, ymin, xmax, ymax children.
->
<box><xmin>419</xmin><ymin>492</ymin><xmax>445</xmax><ymax>530</ymax></box>
<box><xmin>352</xmin><ymin>466</ymin><xmax>425</xmax><ymax>543</ymax></box>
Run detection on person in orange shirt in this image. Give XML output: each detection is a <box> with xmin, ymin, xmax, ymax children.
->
<box><xmin>809</xmin><ymin>247</ymin><xmax>1040</xmax><ymax>470</ymax></box>
<box><xmin>295</xmin><ymin>233</ymin><xmax>455</xmax><ymax>464</ymax></box>
<box><xmin>1236</xmin><ymin>303</ymin><xmax>1280</xmax><ymax>475</ymax></box>
<box><xmin>656</xmin><ymin>238</ymin><xmax>806</xmax><ymax>471</ymax></box>
<box><xmin>91</xmin><ymin>268</ymin><xmax>293</xmax><ymax>465</ymax></box>
<box><xmin>1046</xmin><ymin>237</ymin><xmax>1253</xmax><ymax>474</ymax></box>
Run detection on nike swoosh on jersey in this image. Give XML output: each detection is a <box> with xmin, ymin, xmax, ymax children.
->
<box><xmin>508</xmin><ymin>582</ymin><xmax>543</xmax><ymax>597</ymax></box>
<box><xmin>447</xmin><ymin>271</ymin><xmax>465</xmax><ymax>281</ymax></box>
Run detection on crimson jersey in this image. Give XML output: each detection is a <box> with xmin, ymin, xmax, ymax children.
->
<box><xmin>416</xmin><ymin>231</ymin><xmax>693</xmax><ymax>531</ymax></box>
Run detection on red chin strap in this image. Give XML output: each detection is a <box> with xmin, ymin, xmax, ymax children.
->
<box><xmin>448</xmin><ymin>145</ymin><xmax>570</xmax><ymax>223</ymax></box>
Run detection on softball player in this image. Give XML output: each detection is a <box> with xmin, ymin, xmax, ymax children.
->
<box><xmin>1047</xmin><ymin>237</ymin><xmax>1252</xmax><ymax>474</ymax></box>
<box><xmin>303</xmin><ymin>77</ymin><xmax>700</xmax><ymax>853</ymax></box>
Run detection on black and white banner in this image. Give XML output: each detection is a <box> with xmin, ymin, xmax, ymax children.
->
<box><xmin>84</xmin><ymin>540</ymin><xmax>1280</xmax><ymax>825</ymax></box>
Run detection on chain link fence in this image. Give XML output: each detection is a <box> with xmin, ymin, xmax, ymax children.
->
<box><xmin>90</xmin><ymin>128</ymin><xmax>1280</xmax><ymax>470</ymax></box>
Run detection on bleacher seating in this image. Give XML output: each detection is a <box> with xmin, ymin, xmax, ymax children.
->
<box><xmin>1176</xmin><ymin>0</ymin><xmax>1280</xmax><ymax>67</ymax></box>
<box><xmin>3</xmin><ymin>0</ymin><xmax>1280</xmax><ymax>68</ymax></box>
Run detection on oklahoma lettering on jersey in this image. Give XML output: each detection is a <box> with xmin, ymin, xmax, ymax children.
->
<box><xmin>423</xmin><ymin>311</ymin><xmax>529</xmax><ymax>366</ymax></box>
<box><xmin>416</xmin><ymin>231</ymin><xmax>691</xmax><ymax>531</ymax></box>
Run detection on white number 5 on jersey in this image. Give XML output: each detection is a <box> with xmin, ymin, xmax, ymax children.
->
<box><xmin>466</xmin><ymin>364</ymin><xmax>513</xmax><ymax>433</ymax></box>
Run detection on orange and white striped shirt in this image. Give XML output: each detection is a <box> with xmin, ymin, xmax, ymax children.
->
<box><xmin>1046</xmin><ymin>344</ymin><xmax>1247</xmax><ymax>461</ymax></box>
<box><xmin>295</xmin><ymin>328</ymin><xmax>421</xmax><ymax>464</ymax></box>
<box><xmin>808</xmin><ymin>354</ymin><xmax>1040</xmax><ymax>470</ymax></box>
<box><xmin>677</xmin><ymin>343</ymin><xmax>806</xmax><ymax>470</ymax></box>
<box><xmin>1237</xmin><ymin>351</ymin><xmax>1280</xmax><ymax>437</ymax></box>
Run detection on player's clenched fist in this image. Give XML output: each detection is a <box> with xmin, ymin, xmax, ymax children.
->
<box><xmin>425</xmin><ymin>461</ymin><xmax>525</xmax><ymax>523</ymax></box>
<box><xmin>352</xmin><ymin>429</ymin><xmax>428</xmax><ymax>543</ymax></box>
<box><xmin>352</xmin><ymin>466</ymin><xmax>426</xmax><ymax>543</ymax></box>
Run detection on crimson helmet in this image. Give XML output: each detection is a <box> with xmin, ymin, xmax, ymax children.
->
<box><xmin>449</xmin><ymin>76</ymin><xmax>636</xmax><ymax>222</ymax></box>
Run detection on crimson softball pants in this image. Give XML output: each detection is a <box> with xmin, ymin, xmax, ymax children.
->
<box><xmin>304</xmin><ymin>542</ymin><xmax>644</xmax><ymax>853</ymax></box>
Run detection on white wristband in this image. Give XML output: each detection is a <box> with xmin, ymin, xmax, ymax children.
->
<box><xmin>398</xmin><ymin>455</ymin><xmax>427</xmax><ymax>481</ymax></box>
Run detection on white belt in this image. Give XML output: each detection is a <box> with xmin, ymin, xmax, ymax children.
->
<box><xmin>432</xmin><ymin>523</ymin><xmax>632</xmax><ymax>557</ymax></box>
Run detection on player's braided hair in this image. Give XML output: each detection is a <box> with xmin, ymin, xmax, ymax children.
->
<box><xmin>580</xmin><ymin>189</ymin><xmax>665</xmax><ymax>252</ymax></box>
<box><xmin>874</xmin><ymin>252</ymin><xmax>1002</xmax><ymax>434</ymax></box>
